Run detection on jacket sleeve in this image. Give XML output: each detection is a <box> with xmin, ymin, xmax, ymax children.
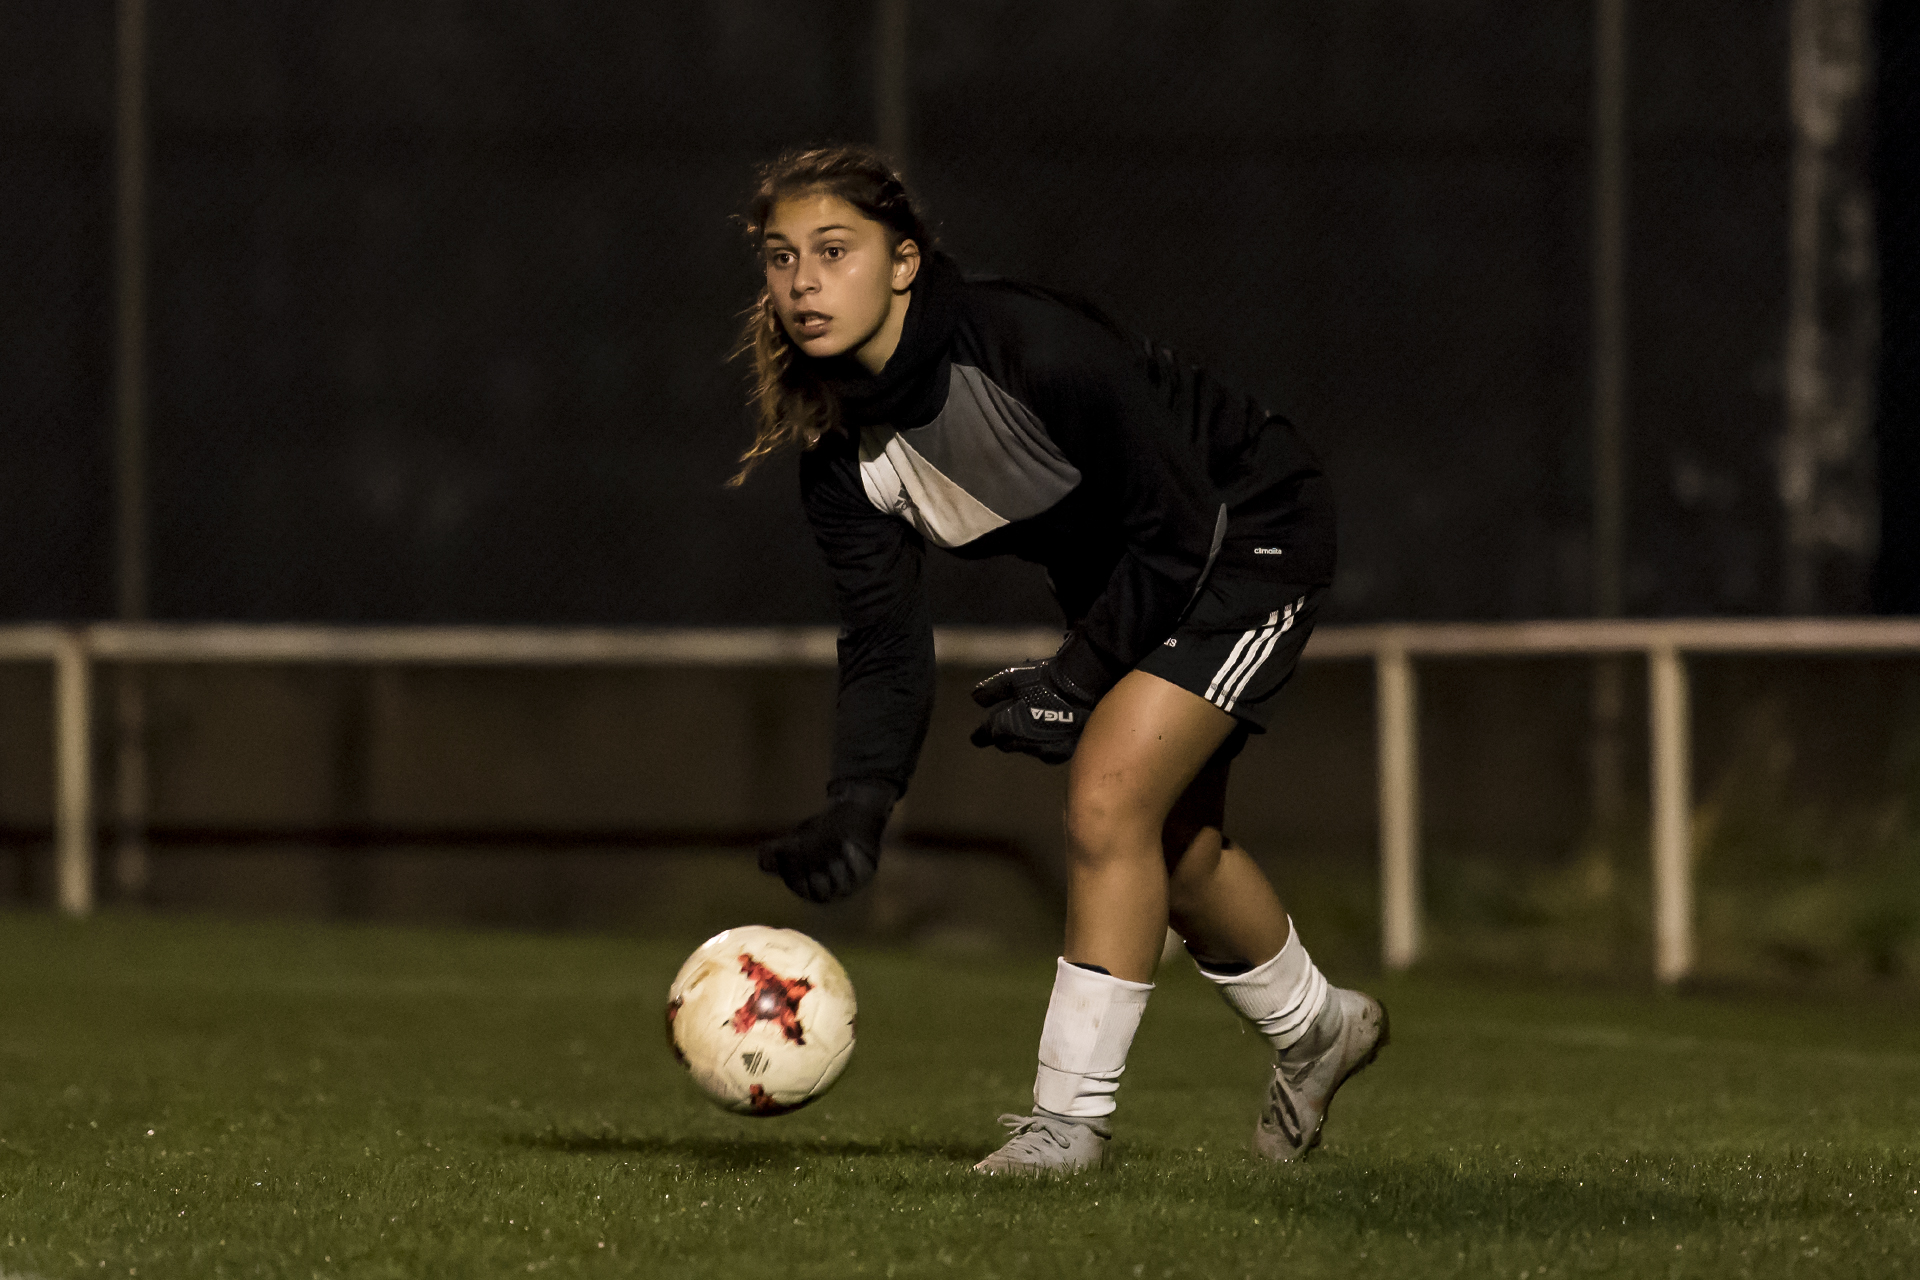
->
<box><xmin>1006</xmin><ymin>310</ymin><xmax>1222</xmax><ymax>699</ymax></box>
<box><xmin>800</xmin><ymin>443</ymin><xmax>936</xmax><ymax>799</ymax></box>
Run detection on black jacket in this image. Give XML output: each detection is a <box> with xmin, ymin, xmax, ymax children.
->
<box><xmin>799</xmin><ymin>254</ymin><xmax>1335</xmax><ymax>797</ymax></box>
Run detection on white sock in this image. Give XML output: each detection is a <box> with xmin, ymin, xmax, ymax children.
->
<box><xmin>1031</xmin><ymin>958</ymin><xmax>1153</xmax><ymax>1126</ymax></box>
<box><xmin>1195</xmin><ymin>918</ymin><xmax>1329</xmax><ymax>1053</ymax></box>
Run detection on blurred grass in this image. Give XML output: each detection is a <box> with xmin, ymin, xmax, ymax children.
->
<box><xmin>1</xmin><ymin>912</ymin><xmax>1917</xmax><ymax>1278</ymax></box>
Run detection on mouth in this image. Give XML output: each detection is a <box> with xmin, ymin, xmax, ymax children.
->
<box><xmin>791</xmin><ymin>310</ymin><xmax>831</xmax><ymax>339</ymax></box>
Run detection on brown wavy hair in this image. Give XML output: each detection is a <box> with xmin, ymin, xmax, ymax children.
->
<box><xmin>728</xmin><ymin>146</ymin><xmax>932</xmax><ymax>487</ymax></box>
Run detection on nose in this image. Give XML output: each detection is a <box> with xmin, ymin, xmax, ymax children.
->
<box><xmin>789</xmin><ymin>257</ymin><xmax>820</xmax><ymax>297</ymax></box>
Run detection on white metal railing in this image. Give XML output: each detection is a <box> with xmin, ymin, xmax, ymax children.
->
<box><xmin>4</xmin><ymin>618</ymin><xmax>1919</xmax><ymax>982</ymax></box>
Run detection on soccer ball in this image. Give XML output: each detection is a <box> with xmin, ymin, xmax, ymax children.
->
<box><xmin>665</xmin><ymin>926</ymin><xmax>857</xmax><ymax>1116</ymax></box>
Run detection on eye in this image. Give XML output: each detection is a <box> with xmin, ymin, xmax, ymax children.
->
<box><xmin>822</xmin><ymin>244</ymin><xmax>845</xmax><ymax>260</ymax></box>
<box><xmin>767</xmin><ymin>249</ymin><xmax>794</xmax><ymax>268</ymax></box>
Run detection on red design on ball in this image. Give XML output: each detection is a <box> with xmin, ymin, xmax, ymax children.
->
<box><xmin>665</xmin><ymin>996</ymin><xmax>687</xmax><ymax>1065</ymax></box>
<box><xmin>746</xmin><ymin>1084</ymin><xmax>800</xmax><ymax>1115</ymax></box>
<box><xmin>729</xmin><ymin>954</ymin><xmax>813</xmax><ymax>1044</ymax></box>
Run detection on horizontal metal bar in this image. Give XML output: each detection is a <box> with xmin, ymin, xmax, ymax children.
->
<box><xmin>1303</xmin><ymin>617</ymin><xmax>1920</xmax><ymax>659</ymax></box>
<box><xmin>76</xmin><ymin>623</ymin><xmax>1069</xmax><ymax>667</ymax></box>
<box><xmin>0</xmin><ymin>627</ymin><xmax>66</xmax><ymax>660</ymax></box>
<box><xmin>934</xmin><ymin>628</ymin><xmax>1068</xmax><ymax>664</ymax></box>
<box><xmin>76</xmin><ymin>623</ymin><xmax>842</xmax><ymax>666</ymax></box>
<box><xmin>1</xmin><ymin>617</ymin><xmax>1918</xmax><ymax>670</ymax></box>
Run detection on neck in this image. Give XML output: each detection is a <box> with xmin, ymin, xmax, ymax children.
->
<box><xmin>851</xmin><ymin>286</ymin><xmax>914</xmax><ymax>375</ymax></box>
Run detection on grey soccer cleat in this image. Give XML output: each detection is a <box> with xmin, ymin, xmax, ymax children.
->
<box><xmin>973</xmin><ymin>1112</ymin><xmax>1109</xmax><ymax>1176</ymax></box>
<box><xmin>1253</xmin><ymin>986</ymin><xmax>1388</xmax><ymax>1162</ymax></box>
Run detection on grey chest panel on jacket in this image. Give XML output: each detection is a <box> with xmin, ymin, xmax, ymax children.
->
<box><xmin>858</xmin><ymin>363</ymin><xmax>1082</xmax><ymax>548</ymax></box>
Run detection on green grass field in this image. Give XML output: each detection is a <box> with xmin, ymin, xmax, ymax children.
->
<box><xmin>1</xmin><ymin>913</ymin><xmax>1916</xmax><ymax>1279</ymax></box>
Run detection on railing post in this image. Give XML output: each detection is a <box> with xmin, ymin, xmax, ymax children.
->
<box><xmin>1648</xmin><ymin>643</ymin><xmax>1692</xmax><ymax>984</ymax></box>
<box><xmin>54</xmin><ymin>631</ymin><xmax>96</xmax><ymax>916</ymax></box>
<box><xmin>1377</xmin><ymin>640</ymin><xmax>1421</xmax><ymax>971</ymax></box>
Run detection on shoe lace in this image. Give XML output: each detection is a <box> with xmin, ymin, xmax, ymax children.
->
<box><xmin>994</xmin><ymin>1112</ymin><xmax>1073</xmax><ymax>1154</ymax></box>
<box><xmin>1261</xmin><ymin>1082</ymin><xmax>1306</xmax><ymax>1145</ymax></box>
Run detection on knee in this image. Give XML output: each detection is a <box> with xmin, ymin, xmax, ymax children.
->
<box><xmin>1063</xmin><ymin>776</ymin><xmax>1161</xmax><ymax>869</ymax></box>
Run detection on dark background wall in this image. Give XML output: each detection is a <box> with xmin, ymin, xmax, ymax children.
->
<box><xmin>4</xmin><ymin>0</ymin><xmax>1904</xmax><ymax>629</ymax></box>
<box><xmin>1878</xmin><ymin>0</ymin><xmax>1920</xmax><ymax>612</ymax></box>
<box><xmin>2</xmin><ymin>3</ymin><xmax>1917</xmax><ymax>980</ymax></box>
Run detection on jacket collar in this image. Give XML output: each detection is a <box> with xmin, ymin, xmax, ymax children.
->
<box><xmin>817</xmin><ymin>251</ymin><xmax>960</xmax><ymax>431</ymax></box>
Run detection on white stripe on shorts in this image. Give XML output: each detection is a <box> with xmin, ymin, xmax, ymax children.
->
<box><xmin>1204</xmin><ymin>610</ymin><xmax>1280</xmax><ymax>707</ymax></box>
<box><xmin>1206</xmin><ymin>598</ymin><xmax>1304</xmax><ymax>713</ymax></box>
<box><xmin>1221</xmin><ymin>599</ymin><xmax>1300</xmax><ymax>711</ymax></box>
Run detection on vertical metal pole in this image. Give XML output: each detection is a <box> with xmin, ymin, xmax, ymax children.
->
<box><xmin>1377</xmin><ymin>643</ymin><xmax>1421</xmax><ymax>971</ymax></box>
<box><xmin>1592</xmin><ymin>0</ymin><xmax>1628</xmax><ymax>622</ymax></box>
<box><xmin>115</xmin><ymin>0</ymin><xmax>149</xmax><ymax>623</ymax></box>
<box><xmin>55</xmin><ymin>635</ymin><xmax>96</xmax><ymax>917</ymax></box>
<box><xmin>1648</xmin><ymin>645</ymin><xmax>1693</xmax><ymax>984</ymax></box>
<box><xmin>1588</xmin><ymin>0</ymin><xmax>1630</xmax><ymax>898</ymax></box>
<box><xmin>113</xmin><ymin>0</ymin><xmax>152</xmax><ymax>901</ymax></box>
<box><xmin>875</xmin><ymin>0</ymin><xmax>910</xmax><ymax>166</ymax></box>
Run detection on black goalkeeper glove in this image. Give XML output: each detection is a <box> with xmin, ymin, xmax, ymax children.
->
<box><xmin>968</xmin><ymin>659</ymin><xmax>1098</xmax><ymax>764</ymax></box>
<box><xmin>757</xmin><ymin>781</ymin><xmax>894</xmax><ymax>903</ymax></box>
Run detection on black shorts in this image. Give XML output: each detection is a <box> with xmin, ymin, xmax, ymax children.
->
<box><xmin>1134</xmin><ymin>575</ymin><xmax>1324</xmax><ymax>737</ymax></box>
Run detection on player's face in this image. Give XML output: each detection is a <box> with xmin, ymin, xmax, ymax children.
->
<box><xmin>762</xmin><ymin>193</ymin><xmax>918</xmax><ymax>367</ymax></box>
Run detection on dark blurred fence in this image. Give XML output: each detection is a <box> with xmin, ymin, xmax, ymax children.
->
<box><xmin>2</xmin><ymin>1</ymin><xmax>1898</xmax><ymax>628</ymax></box>
<box><xmin>4</xmin><ymin>2</ymin><xmax>1916</xmax><ymax>980</ymax></box>
<box><xmin>4</xmin><ymin>625</ymin><xmax>1920</xmax><ymax>983</ymax></box>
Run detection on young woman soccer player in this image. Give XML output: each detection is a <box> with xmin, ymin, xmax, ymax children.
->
<box><xmin>745</xmin><ymin>146</ymin><xmax>1386</xmax><ymax>1175</ymax></box>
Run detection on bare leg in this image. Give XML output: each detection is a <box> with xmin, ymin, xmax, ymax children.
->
<box><xmin>1063</xmin><ymin>670</ymin><xmax>1241</xmax><ymax>983</ymax></box>
<box><xmin>1160</xmin><ymin>756</ymin><xmax>1292</xmax><ymax>968</ymax></box>
<box><xmin>1156</xmin><ymin>745</ymin><xmax>1387</xmax><ymax>1164</ymax></box>
<box><xmin>981</xmin><ymin>669</ymin><xmax>1378</xmax><ymax>1176</ymax></box>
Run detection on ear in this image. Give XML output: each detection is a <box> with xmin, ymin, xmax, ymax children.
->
<box><xmin>891</xmin><ymin>238</ymin><xmax>922</xmax><ymax>292</ymax></box>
